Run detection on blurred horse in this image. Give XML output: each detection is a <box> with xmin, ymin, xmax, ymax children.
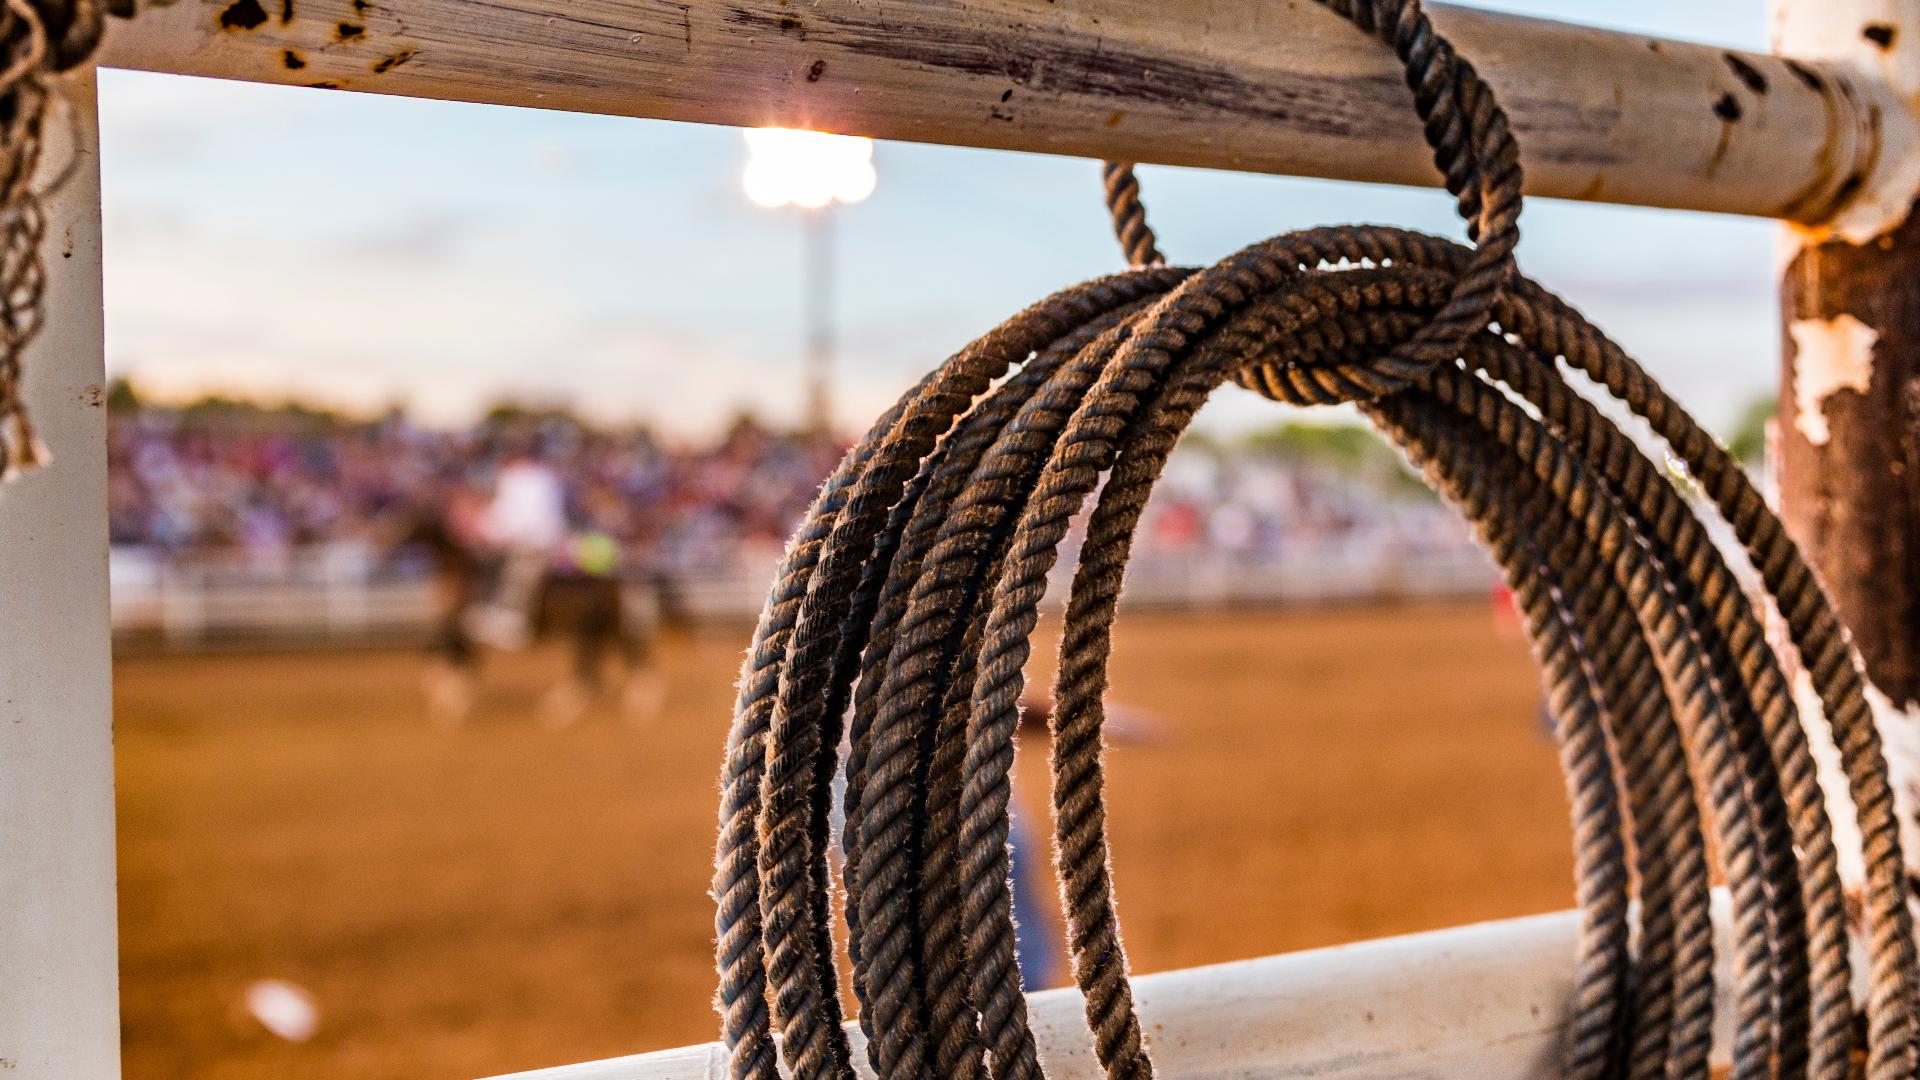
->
<box><xmin>398</xmin><ymin>514</ymin><xmax>670</xmax><ymax>729</ymax></box>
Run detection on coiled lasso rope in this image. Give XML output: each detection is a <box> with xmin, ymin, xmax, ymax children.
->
<box><xmin>712</xmin><ymin>2</ymin><xmax>1920</xmax><ymax>1079</ymax></box>
<box><xmin>0</xmin><ymin>0</ymin><xmax>135</xmax><ymax>479</ymax></box>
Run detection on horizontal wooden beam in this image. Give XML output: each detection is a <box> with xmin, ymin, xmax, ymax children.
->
<box><xmin>483</xmin><ymin>906</ymin><xmax>1747</xmax><ymax>1080</ymax></box>
<box><xmin>100</xmin><ymin>0</ymin><xmax>1918</xmax><ymax>224</ymax></box>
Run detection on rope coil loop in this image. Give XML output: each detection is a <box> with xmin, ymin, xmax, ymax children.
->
<box><xmin>714</xmin><ymin>2</ymin><xmax>1920</xmax><ymax>1079</ymax></box>
<box><xmin>0</xmin><ymin>0</ymin><xmax>132</xmax><ymax>481</ymax></box>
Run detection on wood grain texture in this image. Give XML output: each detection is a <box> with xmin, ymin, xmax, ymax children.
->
<box><xmin>97</xmin><ymin>0</ymin><xmax>1908</xmax><ymax>221</ymax></box>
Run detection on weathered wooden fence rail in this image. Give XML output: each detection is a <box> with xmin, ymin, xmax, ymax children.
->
<box><xmin>101</xmin><ymin>0</ymin><xmax>1917</xmax><ymax>224</ymax></box>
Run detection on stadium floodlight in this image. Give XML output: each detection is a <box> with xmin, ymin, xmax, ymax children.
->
<box><xmin>742</xmin><ymin>128</ymin><xmax>876</xmax><ymax>435</ymax></box>
<box><xmin>742</xmin><ymin>127</ymin><xmax>876</xmax><ymax>210</ymax></box>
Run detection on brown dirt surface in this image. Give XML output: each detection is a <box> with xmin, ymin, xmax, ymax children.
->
<box><xmin>115</xmin><ymin>601</ymin><xmax>1574</xmax><ymax>1080</ymax></box>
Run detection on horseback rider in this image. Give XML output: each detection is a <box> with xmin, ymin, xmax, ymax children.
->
<box><xmin>465</xmin><ymin>433</ymin><xmax>569</xmax><ymax>649</ymax></box>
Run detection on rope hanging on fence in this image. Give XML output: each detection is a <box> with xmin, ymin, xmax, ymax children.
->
<box><xmin>0</xmin><ymin>0</ymin><xmax>131</xmax><ymax>480</ymax></box>
<box><xmin>712</xmin><ymin>2</ymin><xmax>1920</xmax><ymax>1079</ymax></box>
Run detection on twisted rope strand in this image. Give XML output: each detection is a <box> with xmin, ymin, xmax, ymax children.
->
<box><xmin>717</xmin><ymin>4</ymin><xmax>1920</xmax><ymax>1080</ymax></box>
<box><xmin>1099</xmin><ymin>162</ymin><xmax>1163</xmax><ymax>269</ymax></box>
<box><xmin>0</xmin><ymin>0</ymin><xmax>130</xmax><ymax>481</ymax></box>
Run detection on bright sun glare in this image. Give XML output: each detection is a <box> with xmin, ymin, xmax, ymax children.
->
<box><xmin>741</xmin><ymin>127</ymin><xmax>877</xmax><ymax>210</ymax></box>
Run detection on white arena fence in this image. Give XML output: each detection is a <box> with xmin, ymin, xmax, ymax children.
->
<box><xmin>7</xmin><ymin>1</ymin><xmax>1907</xmax><ymax>1077</ymax></box>
<box><xmin>491</xmin><ymin>898</ymin><xmax>1758</xmax><ymax>1080</ymax></box>
<box><xmin>106</xmin><ymin>542</ymin><xmax>1497</xmax><ymax>649</ymax></box>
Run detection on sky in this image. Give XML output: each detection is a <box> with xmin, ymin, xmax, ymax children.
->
<box><xmin>97</xmin><ymin>0</ymin><xmax>1775</xmax><ymax>440</ymax></box>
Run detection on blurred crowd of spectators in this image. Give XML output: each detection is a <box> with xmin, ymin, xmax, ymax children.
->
<box><xmin>107</xmin><ymin>390</ymin><xmax>837</xmax><ymax>580</ymax></box>
<box><xmin>1127</xmin><ymin>449</ymin><xmax>1475</xmax><ymax>571</ymax></box>
<box><xmin>104</xmin><ymin>384</ymin><xmax>1479</xmax><ymax>584</ymax></box>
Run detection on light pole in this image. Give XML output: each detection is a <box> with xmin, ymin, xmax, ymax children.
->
<box><xmin>742</xmin><ymin>127</ymin><xmax>876</xmax><ymax>436</ymax></box>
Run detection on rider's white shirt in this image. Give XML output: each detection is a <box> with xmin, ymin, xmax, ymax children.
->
<box><xmin>485</xmin><ymin>461</ymin><xmax>568</xmax><ymax>549</ymax></box>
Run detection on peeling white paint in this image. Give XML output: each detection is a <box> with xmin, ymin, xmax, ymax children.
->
<box><xmin>1800</xmin><ymin>667</ymin><xmax>1920</xmax><ymax>892</ymax></box>
<box><xmin>1836</xmin><ymin>144</ymin><xmax>1920</xmax><ymax>246</ymax></box>
<box><xmin>1773</xmin><ymin>2</ymin><xmax>1920</xmax><ymax>99</ymax></box>
<box><xmin>1868</xmin><ymin>680</ymin><xmax>1920</xmax><ymax>854</ymax></box>
<box><xmin>1774</xmin><ymin>0</ymin><xmax>1920</xmax><ymax>246</ymax></box>
<box><xmin>1788</xmin><ymin>314</ymin><xmax>1878</xmax><ymax>445</ymax></box>
<box><xmin>1798</xmin><ymin>669</ymin><xmax>1870</xmax><ymax>887</ymax></box>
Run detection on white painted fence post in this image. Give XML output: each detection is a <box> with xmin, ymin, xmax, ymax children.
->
<box><xmin>0</xmin><ymin>69</ymin><xmax>122</xmax><ymax>1079</ymax></box>
<box><xmin>1771</xmin><ymin>0</ymin><xmax>1920</xmax><ymax>888</ymax></box>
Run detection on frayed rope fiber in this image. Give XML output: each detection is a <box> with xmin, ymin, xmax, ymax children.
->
<box><xmin>711</xmin><ymin>2</ymin><xmax>1920</xmax><ymax>1079</ymax></box>
<box><xmin>0</xmin><ymin>0</ymin><xmax>134</xmax><ymax>480</ymax></box>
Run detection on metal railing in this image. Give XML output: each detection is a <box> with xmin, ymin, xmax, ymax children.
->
<box><xmin>107</xmin><ymin>543</ymin><xmax>1497</xmax><ymax>648</ymax></box>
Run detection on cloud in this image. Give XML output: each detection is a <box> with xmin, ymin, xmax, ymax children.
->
<box><xmin>529</xmin><ymin>139</ymin><xmax>583</xmax><ymax>178</ymax></box>
<box><xmin>102</xmin><ymin>197</ymin><xmax>836</xmax><ymax>432</ymax></box>
<box><xmin>99</xmin><ymin>71</ymin><xmax>320</xmax><ymax>165</ymax></box>
<box><xmin>327</xmin><ymin>212</ymin><xmax>479</xmax><ymax>263</ymax></box>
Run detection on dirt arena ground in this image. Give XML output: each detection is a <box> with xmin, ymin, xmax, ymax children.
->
<box><xmin>115</xmin><ymin>601</ymin><xmax>1575</xmax><ymax>1080</ymax></box>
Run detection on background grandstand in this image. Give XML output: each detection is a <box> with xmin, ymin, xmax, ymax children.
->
<box><xmin>102</xmin><ymin>379</ymin><xmax>1503</xmax><ymax>646</ymax></box>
